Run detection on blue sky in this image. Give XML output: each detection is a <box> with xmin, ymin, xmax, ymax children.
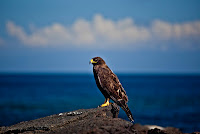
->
<box><xmin>0</xmin><ymin>0</ymin><xmax>200</xmax><ymax>73</ymax></box>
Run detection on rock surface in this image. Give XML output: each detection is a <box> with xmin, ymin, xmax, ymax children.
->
<box><xmin>0</xmin><ymin>103</ymin><xmax>198</xmax><ymax>134</ymax></box>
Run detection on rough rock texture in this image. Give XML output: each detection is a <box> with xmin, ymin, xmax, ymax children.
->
<box><xmin>0</xmin><ymin>103</ymin><xmax>198</xmax><ymax>134</ymax></box>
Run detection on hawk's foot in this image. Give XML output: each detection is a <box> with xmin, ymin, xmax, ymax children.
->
<box><xmin>101</xmin><ymin>101</ymin><xmax>110</xmax><ymax>107</ymax></box>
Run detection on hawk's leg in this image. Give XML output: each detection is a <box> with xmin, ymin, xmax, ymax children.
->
<box><xmin>101</xmin><ymin>98</ymin><xmax>110</xmax><ymax>107</ymax></box>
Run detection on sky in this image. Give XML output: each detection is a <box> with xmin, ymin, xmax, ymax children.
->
<box><xmin>0</xmin><ymin>0</ymin><xmax>200</xmax><ymax>74</ymax></box>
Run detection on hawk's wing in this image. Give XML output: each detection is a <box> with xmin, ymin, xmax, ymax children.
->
<box><xmin>97</xmin><ymin>66</ymin><xmax>128</xmax><ymax>103</ymax></box>
<box><xmin>97</xmin><ymin>66</ymin><xmax>134</xmax><ymax>122</ymax></box>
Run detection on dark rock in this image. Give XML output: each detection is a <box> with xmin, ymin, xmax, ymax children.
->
<box><xmin>148</xmin><ymin>128</ymin><xmax>166</xmax><ymax>134</ymax></box>
<box><xmin>0</xmin><ymin>103</ymin><xmax>199</xmax><ymax>134</ymax></box>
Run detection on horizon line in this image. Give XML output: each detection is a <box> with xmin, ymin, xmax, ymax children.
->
<box><xmin>0</xmin><ymin>71</ymin><xmax>200</xmax><ymax>76</ymax></box>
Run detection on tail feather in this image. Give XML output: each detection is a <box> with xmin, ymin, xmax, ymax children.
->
<box><xmin>123</xmin><ymin>105</ymin><xmax>134</xmax><ymax>123</ymax></box>
<box><xmin>116</xmin><ymin>99</ymin><xmax>134</xmax><ymax>123</ymax></box>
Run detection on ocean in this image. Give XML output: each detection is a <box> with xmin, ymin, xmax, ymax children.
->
<box><xmin>0</xmin><ymin>73</ymin><xmax>200</xmax><ymax>133</ymax></box>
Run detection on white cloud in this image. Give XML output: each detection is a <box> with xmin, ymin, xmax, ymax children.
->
<box><xmin>152</xmin><ymin>20</ymin><xmax>200</xmax><ymax>40</ymax></box>
<box><xmin>6</xmin><ymin>14</ymin><xmax>200</xmax><ymax>48</ymax></box>
<box><xmin>93</xmin><ymin>15</ymin><xmax>151</xmax><ymax>44</ymax></box>
<box><xmin>6</xmin><ymin>21</ymin><xmax>71</xmax><ymax>46</ymax></box>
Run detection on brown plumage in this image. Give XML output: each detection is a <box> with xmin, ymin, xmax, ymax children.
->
<box><xmin>90</xmin><ymin>57</ymin><xmax>134</xmax><ymax>122</ymax></box>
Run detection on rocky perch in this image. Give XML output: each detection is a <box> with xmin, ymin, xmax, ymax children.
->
<box><xmin>0</xmin><ymin>103</ymin><xmax>199</xmax><ymax>134</ymax></box>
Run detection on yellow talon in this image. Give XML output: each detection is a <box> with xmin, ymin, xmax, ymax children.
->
<box><xmin>101</xmin><ymin>98</ymin><xmax>110</xmax><ymax>107</ymax></box>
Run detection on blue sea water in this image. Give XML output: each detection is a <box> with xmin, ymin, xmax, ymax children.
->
<box><xmin>0</xmin><ymin>73</ymin><xmax>200</xmax><ymax>133</ymax></box>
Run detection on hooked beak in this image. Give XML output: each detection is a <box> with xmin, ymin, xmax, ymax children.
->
<box><xmin>89</xmin><ymin>59</ymin><xmax>97</xmax><ymax>64</ymax></box>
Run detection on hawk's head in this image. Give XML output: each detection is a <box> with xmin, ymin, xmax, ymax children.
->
<box><xmin>90</xmin><ymin>57</ymin><xmax>106</xmax><ymax>65</ymax></box>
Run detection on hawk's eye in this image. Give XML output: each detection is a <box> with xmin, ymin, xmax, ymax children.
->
<box><xmin>94</xmin><ymin>59</ymin><xmax>97</xmax><ymax>61</ymax></box>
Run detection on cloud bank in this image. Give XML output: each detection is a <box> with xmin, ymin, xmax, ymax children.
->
<box><xmin>6</xmin><ymin>14</ymin><xmax>200</xmax><ymax>48</ymax></box>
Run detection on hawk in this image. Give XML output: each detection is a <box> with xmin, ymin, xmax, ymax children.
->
<box><xmin>90</xmin><ymin>57</ymin><xmax>134</xmax><ymax>122</ymax></box>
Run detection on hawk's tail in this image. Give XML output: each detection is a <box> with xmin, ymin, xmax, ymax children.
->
<box><xmin>117</xmin><ymin>99</ymin><xmax>134</xmax><ymax>123</ymax></box>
